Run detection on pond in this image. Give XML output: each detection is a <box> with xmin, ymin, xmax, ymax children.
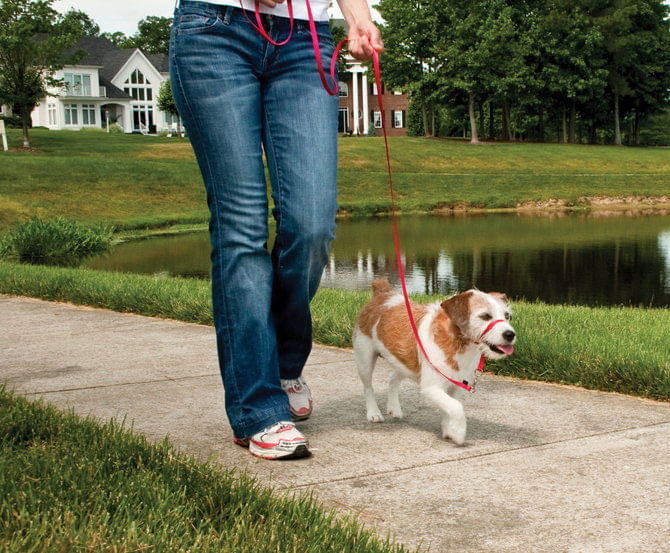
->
<box><xmin>83</xmin><ymin>212</ymin><xmax>670</xmax><ymax>307</ymax></box>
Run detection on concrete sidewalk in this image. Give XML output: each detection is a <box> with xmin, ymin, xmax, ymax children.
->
<box><xmin>2</xmin><ymin>294</ymin><xmax>669</xmax><ymax>552</ymax></box>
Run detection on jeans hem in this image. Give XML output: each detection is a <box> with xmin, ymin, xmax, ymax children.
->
<box><xmin>233</xmin><ymin>406</ymin><xmax>294</xmax><ymax>440</ymax></box>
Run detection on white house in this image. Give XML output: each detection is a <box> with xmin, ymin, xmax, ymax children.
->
<box><xmin>29</xmin><ymin>36</ymin><xmax>178</xmax><ymax>134</ymax></box>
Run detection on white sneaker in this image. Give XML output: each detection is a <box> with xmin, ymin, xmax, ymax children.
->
<box><xmin>238</xmin><ymin>421</ymin><xmax>311</xmax><ymax>460</ymax></box>
<box><xmin>281</xmin><ymin>376</ymin><xmax>313</xmax><ymax>421</ymax></box>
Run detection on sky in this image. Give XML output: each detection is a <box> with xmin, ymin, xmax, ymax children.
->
<box><xmin>53</xmin><ymin>0</ymin><xmax>381</xmax><ymax>37</ymax></box>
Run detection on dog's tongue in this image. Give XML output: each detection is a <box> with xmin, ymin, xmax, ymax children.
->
<box><xmin>499</xmin><ymin>345</ymin><xmax>514</xmax><ymax>356</ymax></box>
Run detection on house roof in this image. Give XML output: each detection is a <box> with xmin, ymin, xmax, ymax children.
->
<box><xmin>62</xmin><ymin>36</ymin><xmax>168</xmax><ymax>82</ymax></box>
<box><xmin>99</xmin><ymin>75</ymin><xmax>129</xmax><ymax>99</ymax></box>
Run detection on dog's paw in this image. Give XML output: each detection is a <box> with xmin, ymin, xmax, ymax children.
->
<box><xmin>442</xmin><ymin>419</ymin><xmax>466</xmax><ymax>446</ymax></box>
<box><xmin>387</xmin><ymin>406</ymin><xmax>403</xmax><ymax>419</ymax></box>
<box><xmin>367</xmin><ymin>409</ymin><xmax>385</xmax><ymax>423</ymax></box>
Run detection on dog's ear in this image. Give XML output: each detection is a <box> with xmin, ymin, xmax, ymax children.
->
<box><xmin>490</xmin><ymin>292</ymin><xmax>508</xmax><ymax>304</ymax></box>
<box><xmin>441</xmin><ymin>291</ymin><xmax>473</xmax><ymax>329</ymax></box>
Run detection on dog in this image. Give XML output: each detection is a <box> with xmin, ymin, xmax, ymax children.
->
<box><xmin>352</xmin><ymin>278</ymin><xmax>516</xmax><ymax>445</ymax></box>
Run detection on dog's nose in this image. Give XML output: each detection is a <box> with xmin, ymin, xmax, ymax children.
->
<box><xmin>503</xmin><ymin>330</ymin><xmax>515</xmax><ymax>342</ymax></box>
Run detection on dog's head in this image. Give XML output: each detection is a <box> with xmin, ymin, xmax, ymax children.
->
<box><xmin>441</xmin><ymin>290</ymin><xmax>516</xmax><ymax>360</ymax></box>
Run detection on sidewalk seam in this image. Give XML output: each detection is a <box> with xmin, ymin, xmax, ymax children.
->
<box><xmin>289</xmin><ymin>420</ymin><xmax>670</xmax><ymax>489</ymax></box>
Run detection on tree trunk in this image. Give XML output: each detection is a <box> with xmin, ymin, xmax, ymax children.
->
<box><xmin>422</xmin><ymin>105</ymin><xmax>429</xmax><ymax>137</ymax></box>
<box><xmin>22</xmin><ymin>112</ymin><xmax>30</xmax><ymax>148</ymax></box>
<box><xmin>562</xmin><ymin>107</ymin><xmax>567</xmax><ymax>143</ymax></box>
<box><xmin>614</xmin><ymin>93</ymin><xmax>622</xmax><ymax>146</ymax></box>
<box><xmin>488</xmin><ymin>101</ymin><xmax>494</xmax><ymax>140</ymax></box>
<box><xmin>502</xmin><ymin>98</ymin><xmax>511</xmax><ymax>141</ymax></box>
<box><xmin>478</xmin><ymin>101</ymin><xmax>484</xmax><ymax>140</ymax></box>
<box><xmin>568</xmin><ymin>100</ymin><xmax>576</xmax><ymax>143</ymax></box>
<box><xmin>634</xmin><ymin>111</ymin><xmax>641</xmax><ymax>145</ymax></box>
<box><xmin>589</xmin><ymin>117</ymin><xmax>597</xmax><ymax>144</ymax></box>
<box><xmin>430</xmin><ymin>107</ymin><xmax>435</xmax><ymax>138</ymax></box>
<box><xmin>538</xmin><ymin>104</ymin><xmax>545</xmax><ymax>143</ymax></box>
<box><xmin>468</xmin><ymin>91</ymin><xmax>479</xmax><ymax>144</ymax></box>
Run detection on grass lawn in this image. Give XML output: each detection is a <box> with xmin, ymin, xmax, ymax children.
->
<box><xmin>1</xmin><ymin>261</ymin><xmax>668</xmax><ymax>401</ymax></box>
<box><xmin>0</xmin><ymin>388</ymin><xmax>410</xmax><ymax>553</ymax></box>
<box><xmin>1</xmin><ymin>129</ymin><xmax>669</xmax><ymax>229</ymax></box>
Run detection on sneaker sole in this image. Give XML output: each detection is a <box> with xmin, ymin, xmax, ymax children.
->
<box><xmin>248</xmin><ymin>443</ymin><xmax>311</xmax><ymax>460</ymax></box>
<box><xmin>290</xmin><ymin>411</ymin><xmax>312</xmax><ymax>422</ymax></box>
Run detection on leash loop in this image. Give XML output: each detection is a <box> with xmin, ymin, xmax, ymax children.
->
<box><xmin>243</xmin><ymin>0</ymin><xmax>481</xmax><ymax>390</ymax></box>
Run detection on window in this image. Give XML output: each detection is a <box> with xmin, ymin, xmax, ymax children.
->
<box><xmin>393</xmin><ymin>90</ymin><xmax>403</xmax><ymax>96</ymax></box>
<box><xmin>125</xmin><ymin>69</ymin><xmax>154</xmax><ymax>113</ymax></box>
<box><xmin>132</xmin><ymin>104</ymin><xmax>154</xmax><ymax>132</ymax></box>
<box><xmin>372</xmin><ymin>110</ymin><xmax>382</xmax><ymax>128</ymax></box>
<box><xmin>63</xmin><ymin>104</ymin><xmax>78</xmax><ymax>125</ymax></box>
<box><xmin>48</xmin><ymin>104</ymin><xmax>57</xmax><ymax>126</ymax></box>
<box><xmin>392</xmin><ymin>110</ymin><xmax>405</xmax><ymax>129</ymax></box>
<box><xmin>82</xmin><ymin>104</ymin><xmax>96</xmax><ymax>125</ymax></box>
<box><xmin>370</xmin><ymin>83</ymin><xmax>385</xmax><ymax>95</ymax></box>
<box><xmin>338</xmin><ymin>82</ymin><xmax>348</xmax><ymax>97</ymax></box>
<box><xmin>64</xmin><ymin>73</ymin><xmax>91</xmax><ymax>96</ymax></box>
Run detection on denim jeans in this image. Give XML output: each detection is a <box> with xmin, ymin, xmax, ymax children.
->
<box><xmin>169</xmin><ymin>1</ymin><xmax>338</xmax><ymax>439</ymax></box>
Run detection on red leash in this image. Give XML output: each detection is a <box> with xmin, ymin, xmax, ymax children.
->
<box><xmin>245</xmin><ymin>0</ymin><xmax>489</xmax><ymax>391</ymax></box>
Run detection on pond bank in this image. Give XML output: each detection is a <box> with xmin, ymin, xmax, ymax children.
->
<box><xmin>115</xmin><ymin>196</ymin><xmax>670</xmax><ymax>242</ymax></box>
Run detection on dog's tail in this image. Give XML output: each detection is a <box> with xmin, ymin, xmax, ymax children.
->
<box><xmin>372</xmin><ymin>277</ymin><xmax>393</xmax><ymax>296</ymax></box>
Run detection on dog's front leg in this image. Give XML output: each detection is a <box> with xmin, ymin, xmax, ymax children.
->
<box><xmin>421</xmin><ymin>385</ymin><xmax>466</xmax><ymax>445</ymax></box>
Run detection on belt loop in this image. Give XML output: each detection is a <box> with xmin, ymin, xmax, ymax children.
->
<box><xmin>223</xmin><ymin>6</ymin><xmax>234</xmax><ymax>25</ymax></box>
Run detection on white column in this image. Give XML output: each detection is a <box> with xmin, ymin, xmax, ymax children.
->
<box><xmin>361</xmin><ymin>72</ymin><xmax>369</xmax><ymax>136</ymax></box>
<box><xmin>351</xmin><ymin>70</ymin><xmax>359</xmax><ymax>135</ymax></box>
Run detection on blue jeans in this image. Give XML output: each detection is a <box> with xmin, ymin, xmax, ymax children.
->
<box><xmin>169</xmin><ymin>1</ymin><xmax>338</xmax><ymax>439</ymax></box>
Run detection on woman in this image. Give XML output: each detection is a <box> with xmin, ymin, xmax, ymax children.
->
<box><xmin>169</xmin><ymin>0</ymin><xmax>383</xmax><ymax>459</ymax></box>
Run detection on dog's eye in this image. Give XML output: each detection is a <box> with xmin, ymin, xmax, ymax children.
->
<box><xmin>480</xmin><ymin>313</ymin><xmax>492</xmax><ymax>321</ymax></box>
<box><xmin>505</xmin><ymin>312</ymin><xmax>512</xmax><ymax>321</ymax></box>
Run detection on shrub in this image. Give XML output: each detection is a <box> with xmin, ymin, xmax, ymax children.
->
<box><xmin>108</xmin><ymin>123</ymin><xmax>124</xmax><ymax>134</ymax></box>
<box><xmin>2</xmin><ymin>217</ymin><xmax>114</xmax><ymax>266</ymax></box>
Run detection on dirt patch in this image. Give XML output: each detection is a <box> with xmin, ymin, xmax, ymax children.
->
<box><xmin>136</xmin><ymin>142</ymin><xmax>195</xmax><ymax>160</ymax></box>
<box><xmin>432</xmin><ymin>196</ymin><xmax>670</xmax><ymax>216</ymax></box>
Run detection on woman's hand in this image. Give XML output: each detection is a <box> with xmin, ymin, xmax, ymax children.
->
<box><xmin>347</xmin><ymin>19</ymin><xmax>384</xmax><ymax>61</ymax></box>
<box><xmin>336</xmin><ymin>0</ymin><xmax>384</xmax><ymax>61</ymax></box>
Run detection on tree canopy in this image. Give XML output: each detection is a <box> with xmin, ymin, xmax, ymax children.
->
<box><xmin>376</xmin><ymin>0</ymin><xmax>670</xmax><ymax>144</ymax></box>
<box><xmin>0</xmin><ymin>0</ymin><xmax>84</xmax><ymax>147</ymax></box>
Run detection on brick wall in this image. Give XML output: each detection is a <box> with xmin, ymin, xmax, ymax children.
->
<box><xmin>337</xmin><ymin>72</ymin><xmax>409</xmax><ymax>137</ymax></box>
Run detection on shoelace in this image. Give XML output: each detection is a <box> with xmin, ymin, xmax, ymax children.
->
<box><xmin>282</xmin><ymin>377</ymin><xmax>306</xmax><ymax>392</ymax></box>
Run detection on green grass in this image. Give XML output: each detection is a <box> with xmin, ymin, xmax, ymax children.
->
<box><xmin>1</xmin><ymin>129</ymin><xmax>669</xmax><ymax>229</ymax></box>
<box><xmin>1</xmin><ymin>261</ymin><xmax>668</xmax><ymax>401</ymax></box>
<box><xmin>0</xmin><ymin>388</ymin><xmax>411</xmax><ymax>553</ymax></box>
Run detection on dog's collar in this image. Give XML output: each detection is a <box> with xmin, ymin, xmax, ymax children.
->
<box><xmin>446</xmin><ymin>319</ymin><xmax>504</xmax><ymax>393</ymax></box>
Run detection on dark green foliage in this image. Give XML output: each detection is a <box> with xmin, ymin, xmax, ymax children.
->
<box><xmin>2</xmin><ymin>217</ymin><xmax>113</xmax><ymax>266</ymax></box>
<box><xmin>375</xmin><ymin>0</ymin><xmax>670</xmax><ymax>144</ymax></box>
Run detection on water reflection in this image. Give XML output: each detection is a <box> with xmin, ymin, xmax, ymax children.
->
<box><xmin>84</xmin><ymin>213</ymin><xmax>670</xmax><ymax>307</ymax></box>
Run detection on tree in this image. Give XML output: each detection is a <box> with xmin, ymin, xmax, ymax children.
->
<box><xmin>528</xmin><ymin>0</ymin><xmax>607</xmax><ymax>143</ymax></box>
<box><xmin>124</xmin><ymin>16</ymin><xmax>172</xmax><ymax>55</ymax></box>
<box><xmin>157</xmin><ymin>79</ymin><xmax>182</xmax><ymax>136</ymax></box>
<box><xmin>60</xmin><ymin>8</ymin><xmax>100</xmax><ymax>37</ymax></box>
<box><xmin>376</xmin><ymin>0</ymin><xmax>440</xmax><ymax>136</ymax></box>
<box><xmin>0</xmin><ymin>0</ymin><xmax>82</xmax><ymax>148</ymax></box>
<box><xmin>587</xmin><ymin>0</ymin><xmax>670</xmax><ymax>145</ymax></box>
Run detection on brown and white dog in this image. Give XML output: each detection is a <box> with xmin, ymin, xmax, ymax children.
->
<box><xmin>352</xmin><ymin>278</ymin><xmax>516</xmax><ymax>445</ymax></box>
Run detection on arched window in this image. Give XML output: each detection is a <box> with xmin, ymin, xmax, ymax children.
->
<box><xmin>123</xmin><ymin>69</ymin><xmax>153</xmax><ymax>102</ymax></box>
<box><xmin>338</xmin><ymin>82</ymin><xmax>348</xmax><ymax>97</ymax></box>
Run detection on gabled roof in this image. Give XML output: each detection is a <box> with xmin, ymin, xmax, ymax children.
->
<box><xmin>61</xmin><ymin>36</ymin><xmax>168</xmax><ymax>81</ymax></box>
<box><xmin>146</xmin><ymin>53</ymin><xmax>169</xmax><ymax>74</ymax></box>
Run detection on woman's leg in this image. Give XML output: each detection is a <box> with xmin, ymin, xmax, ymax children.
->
<box><xmin>261</xmin><ymin>18</ymin><xmax>339</xmax><ymax>380</ymax></box>
<box><xmin>169</xmin><ymin>3</ymin><xmax>291</xmax><ymax>439</ymax></box>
